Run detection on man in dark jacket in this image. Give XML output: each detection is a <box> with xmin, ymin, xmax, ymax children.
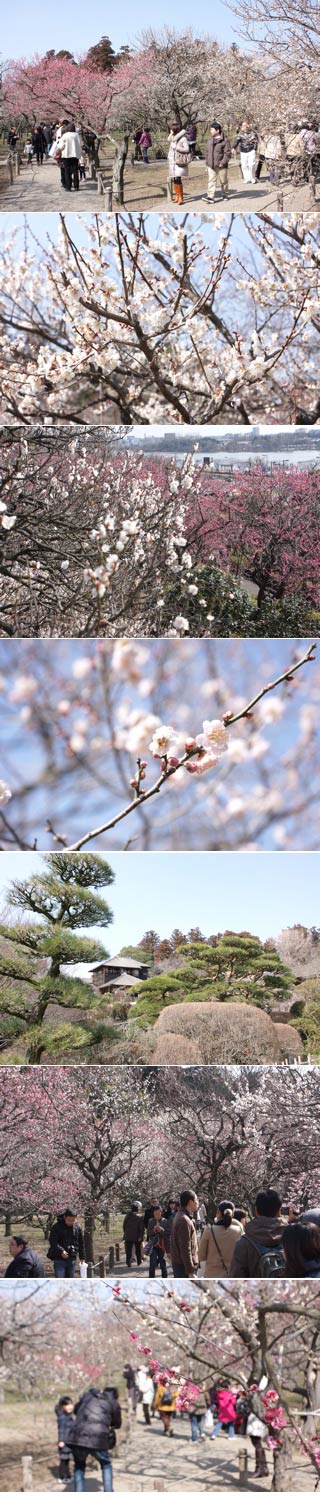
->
<box><xmin>48</xmin><ymin>1210</ymin><xmax>84</xmax><ymax>1278</ymax></box>
<box><xmin>171</xmin><ymin>1190</ymin><xmax>199</xmax><ymax>1278</ymax></box>
<box><xmin>230</xmin><ymin>1190</ymin><xmax>285</xmax><ymax>1277</ymax></box>
<box><xmin>206</xmin><ymin>121</ymin><xmax>232</xmax><ymax>201</ymax></box>
<box><xmin>147</xmin><ymin>1205</ymin><xmax>168</xmax><ymax>1278</ymax></box>
<box><xmin>69</xmin><ymin>1384</ymin><xmax>122</xmax><ymax>1491</ymax></box>
<box><xmin>123</xmin><ymin>1201</ymin><xmax>144</xmax><ymax>1268</ymax></box>
<box><xmin>5</xmin><ymin>1235</ymin><xmax>45</xmax><ymax>1278</ymax></box>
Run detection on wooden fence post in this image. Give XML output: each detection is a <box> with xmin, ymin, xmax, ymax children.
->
<box><xmin>115</xmin><ymin>1242</ymin><xmax>120</xmax><ymax>1263</ymax></box>
<box><xmin>87</xmin><ymin>1261</ymin><xmax>94</xmax><ymax>1278</ymax></box>
<box><xmin>109</xmin><ymin>1245</ymin><xmax>115</xmax><ymax>1270</ymax></box>
<box><xmin>238</xmin><ymin>1448</ymin><xmax>248</xmax><ymax>1486</ymax></box>
<box><xmin>15</xmin><ymin>152</ymin><xmax>20</xmax><ymax>176</ymax></box>
<box><xmin>98</xmin><ymin>1255</ymin><xmax>105</xmax><ymax>1277</ymax></box>
<box><xmin>21</xmin><ymin>1455</ymin><xmax>33</xmax><ymax>1489</ymax></box>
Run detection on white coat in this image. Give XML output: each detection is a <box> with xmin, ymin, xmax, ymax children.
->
<box><xmin>57</xmin><ymin>130</ymin><xmax>82</xmax><ymax>159</ymax></box>
<box><xmin>168</xmin><ymin>129</ymin><xmax>190</xmax><ymax>178</ymax></box>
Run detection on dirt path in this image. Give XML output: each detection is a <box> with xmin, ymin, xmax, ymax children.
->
<box><xmin>0</xmin><ymin>1407</ymin><xmax>318</xmax><ymax>1492</ymax></box>
<box><xmin>0</xmin><ymin>154</ymin><xmax>317</xmax><ymax>214</ymax></box>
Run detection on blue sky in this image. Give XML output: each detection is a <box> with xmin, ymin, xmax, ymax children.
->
<box><xmin>2</xmin><ymin>0</ymin><xmax>240</xmax><ymax>64</ymax></box>
<box><xmin>0</xmin><ymin>851</ymin><xmax>318</xmax><ymax>953</ymax></box>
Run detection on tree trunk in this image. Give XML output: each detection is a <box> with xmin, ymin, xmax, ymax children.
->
<box><xmin>272</xmin><ymin>1433</ymin><xmax>294</xmax><ymax>1491</ymax></box>
<box><xmin>4</xmin><ymin>1210</ymin><xmax>11</xmax><ymax>1236</ymax></box>
<box><xmin>104</xmin><ymin>1208</ymin><xmax>110</xmax><ymax>1231</ymax></box>
<box><xmin>112</xmin><ymin>135</ymin><xmax>129</xmax><ymax>205</ymax></box>
<box><xmin>84</xmin><ymin>1209</ymin><xmax>95</xmax><ymax>1264</ymax></box>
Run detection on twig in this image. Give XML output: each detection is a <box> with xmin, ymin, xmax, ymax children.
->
<box><xmin>66</xmin><ymin>640</ymin><xmax>316</xmax><ymax>850</ymax></box>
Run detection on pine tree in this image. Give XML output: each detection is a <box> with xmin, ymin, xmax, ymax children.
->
<box><xmin>139</xmin><ymin>930</ymin><xmax>160</xmax><ymax>961</ymax></box>
<box><xmin>0</xmin><ymin>854</ymin><xmax>115</xmax><ymax>1064</ymax></box>
<box><xmin>85</xmin><ymin>36</ymin><xmax>117</xmax><ymax>72</ymax></box>
<box><xmin>133</xmin><ymin>932</ymin><xmax>295</xmax><ymax>1026</ymax></box>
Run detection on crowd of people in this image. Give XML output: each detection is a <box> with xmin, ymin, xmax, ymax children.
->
<box><xmin>123</xmin><ymin>1363</ymin><xmax>282</xmax><ymax>1476</ymax></box>
<box><xmin>122</xmin><ymin>1190</ymin><xmax>320</xmax><ymax>1279</ymax></box>
<box><xmin>53</xmin><ymin>1366</ymin><xmax>288</xmax><ymax>1488</ymax></box>
<box><xmin>8</xmin><ymin>120</ymin><xmax>95</xmax><ymax>191</ymax></box>
<box><xmin>3</xmin><ymin>1193</ymin><xmax>320</xmax><ymax>1280</ymax></box>
<box><xmin>6</xmin><ymin>114</ymin><xmax>320</xmax><ymax>203</ymax></box>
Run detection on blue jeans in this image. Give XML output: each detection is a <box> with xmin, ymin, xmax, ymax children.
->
<box><xmin>213</xmin><ymin>1420</ymin><xmax>235</xmax><ymax>1438</ymax></box>
<box><xmin>73</xmin><ymin>1450</ymin><xmax>113</xmax><ymax>1491</ymax></box>
<box><xmin>149</xmin><ymin>1246</ymin><xmax>167</xmax><ymax>1277</ymax></box>
<box><xmin>54</xmin><ymin>1258</ymin><xmax>77</xmax><ymax>1278</ymax></box>
<box><xmin>190</xmin><ymin>1413</ymin><xmax>202</xmax><ymax>1441</ymax></box>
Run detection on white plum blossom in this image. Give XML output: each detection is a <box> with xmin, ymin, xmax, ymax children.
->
<box><xmin>9</xmin><ymin>674</ymin><xmax>37</xmax><ymax>703</ymax></box>
<box><xmin>149</xmin><ymin>725</ymin><xmax>181</xmax><ymax>758</ymax></box>
<box><xmin>0</xmin><ymin>780</ymin><xmax>12</xmax><ymax>805</ymax></box>
<box><xmin>197</xmin><ymin>719</ymin><xmax>230</xmax><ymax>757</ymax></box>
<box><xmin>72</xmin><ymin>657</ymin><xmax>93</xmax><ymax>680</ymax></box>
<box><xmin>173</xmin><ymin>616</ymin><xmax>190</xmax><ymax>633</ymax></box>
<box><xmin>0</xmin><ymin>216</ymin><xmax>319</xmax><ymax>429</ymax></box>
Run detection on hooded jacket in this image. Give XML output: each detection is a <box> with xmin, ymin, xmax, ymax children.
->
<box><xmin>170</xmin><ymin>1209</ymin><xmax>199</xmax><ymax>1275</ymax></box>
<box><xmin>199</xmin><ymin>1220</ymin><xmax>243</xmax><ymax>1276</ymax></box>
<box><xmin>5</xmin><ymin>1245</ymin><xmax>45</xmax><ymax>1278</ymax></box>
<box><xmin>70</xmin><ymin>1387</ymin><xmax>121</xmax><ymax>1449</ymax></box>
<box><xmin>230</xmin><ymin>1215</ymin><xmax>285</xmax><ymax>1277</ymax></box>
<box><xmin>206</xmin><ymin>131</ymin><xmax>231</xmax><ymax>170</ymax></box>
<box><xmin>216</xmin><ymin>1389</ymin><xmax>237</xmax><ymax>1423</ymax></box>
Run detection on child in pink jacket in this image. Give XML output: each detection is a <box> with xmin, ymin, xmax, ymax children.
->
<box><xmin>212</xmin><ymin>1387</ymin><xmax>237</xmax><ymax>1438</ymax></box>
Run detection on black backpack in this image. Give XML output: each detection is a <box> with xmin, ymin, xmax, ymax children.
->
<box><xmin>161</xmin><ymin>1384</ymin><xmax>174</xmax><ymax>1407</ymax></box>
<box><xmin>246</xmin><ymin>1238</ymin><xmax>286</xmax><ymax>1278</ymax></box>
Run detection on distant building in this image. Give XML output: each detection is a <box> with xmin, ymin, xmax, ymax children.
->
<box><xmin>90</xmin><ymin>956</ymin><xmax>150</xmax><ymax>994</ymax></box>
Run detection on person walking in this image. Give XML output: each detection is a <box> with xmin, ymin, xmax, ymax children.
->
<box><xmin>69</xmin><ymin>1384</ymin><xmax>121</xmax><ymax>1491</ymax></box>
<box><xmin>55</xmin><ymin>122</ymin><xmax>82</xmax><ymax>191</ymax></box>
<box><xmin>44</xmin><ymin>124</ymin><xmax>54</xmax><ymax>155</ymax></box>
<box><xmin>168</xmin><ymin>123</ymin><xmax>190</xmax><ymax>204</ymax></box>
<box><xmin>233</xmin><ymin>120</ymin><xmax>258</xmax><ymax>183</ymax></box>
<box><xmin>284</xmin><ymin>124</ymin><xmax>306</xmax><ymax>184</ymax></box>
<box><xmin>32</xmin><ymin>125</ymin><xmax>46</xmax><ymax>165</ymax></box>
<box><xmin>137</xmin><ymin>1369</ymin><xmax>155</xmax><ymax>1424</ymax></box>
<box><xmin>4</xmin><ymin>1235</ymin><xmax>45</xmax><ymax>1277</ymax></box>
<box><xmin>199</xmin><ymin>1200</ymin><xmax>244</xmax><ymax>1276</ymax></box>
<box><xmin>282</xmin><ymin>1221</ymin><xmax>320</xmax><ymax>1276</ymax></box>
<box><xmin>163</xmin><ymin>1200</ymin><xmax>177</xmax><ymax>1259</ymax></box>
<box><xmin>147</xmin><ymin>1205</ymin><xmax>168</xmax><ymax>1278</ymax></box>
<box><xmin>205</xmin><ymin>121</ymin><xmax>231</xmax><ymax>201</ymax></box>
<box><xmin>211</xmin><ymin>1387</ymin><xmax>237</xmax><ymax>1438</ymax></box>
<box><xmin>171</xmin><ymin>1191</ymin><xmax>199</xmax><ymax>1277</ymax></box>
<box><xmin>264</xmin><ymin>132</ymin><xmax>283</xmax><ymax>184</ymax></box>
<box><xmin>48</xmin><ymin>1210</ymin><xmax>84</xmax><ymax>1278</ymax></box>
<box><xmin>55</xmin><ymin>1395</ymin><xmax>74</xmax><ymax>1481</ymax></box>
<box><xmin>123</xmin><ymin>1364</ymin><xmax>138</xmax><ymax>1415</ymax></box>
<box><xmin>189</xmin><ymin>1384</ymin><xmax>208</xmax><ymax>1441</ymax></box>
<box><xmin>123</xmin><ymin>1201</ymin><xmax>144</xmax><ymax>1269</ymax></box>
<box><xmin>186</xmin><ymin>123</ymin><xmax>197</xmax><ymax>159</ymax></box>
<box><xmin>154</xmin><ymin>1379</ymin><xmax>177</xmax><ymax>1436</ymax></box>
<box><xmin>139</xmin><ymin>128</ymin><xmax>152</xmax><ymax>163</ymax></box>
<box><xmin>229</xmin><ymin>1189</ymin><xmax>286</xmax><ymax>1277</ymax></box>
<box><xmin>245</xmin><ymin>1390</ymin><xmax>269</xmax><ymax>1479</ymax></box>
